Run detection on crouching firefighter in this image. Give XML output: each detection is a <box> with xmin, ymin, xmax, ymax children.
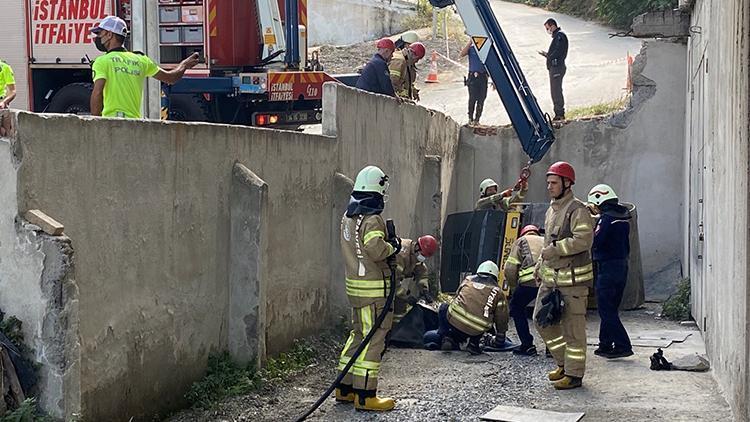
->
<box><xmin>533</xmin><ymin>161</ymin><xmax>595</xmax><ymax>390</ymax></box>
<box><xmin>423</xmin><ymin>261</ymin><xmax>509</xmax><ymax>355</ymax></box>
<box><xmin>337</xmin><ymin>165</ymin><xmax>400</xmax><ymax>411</ymax></box>
<box><xmin>393</xmin><ymin>235</ymin><xmax>439</xmax><ymax>325</ymax></box>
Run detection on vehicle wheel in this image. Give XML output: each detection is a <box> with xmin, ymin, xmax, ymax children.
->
<box><xmin>46</xmin><ymin>82</ymin><xmax>92</xmax><ymax>114</ymax></box>
<box><xmin>168</xmin><ymin>94</ymin><xmax>211</xmax><ymax>122</ymax></box>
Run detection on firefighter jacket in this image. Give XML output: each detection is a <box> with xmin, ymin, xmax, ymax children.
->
<box><xmin>474</xmin><ymin>186</ymin><xmax>527</xmax><ymax>211</ymax></box>
<box><xmin>447</xmin><ymin>275</ymin><xmax>506</xmax><ymax>337</ymax></box>
<box><xmin>394</xmin><ymin>238</ymin><xmax>429</xmax><ymax>300</ymax></box>
<box><xmin>592</xmin><ymin>203</ymin><xmax>631</xmax><ymax>262</ymax></box>
<box><xmin>504</xmin><ymin>234</ymin><xmax>544</xmax><ymax>290</ymax></box>
<box><xmin>389</xmin><ymin>50</ymin><xmax>418</xmax><ymax>100</ymax></box>
<box><xmin>536</xmin><ymin>190</ymin><xmax>595</xmax><ymax>288</ymax></box>
<box><xmin>341</xmin><ymin>213</ymin><xmax>396</xmax><ymax>308</ymax></box>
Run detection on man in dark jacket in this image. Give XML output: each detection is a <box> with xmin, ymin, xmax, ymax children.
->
<box><xmin>587</xmin><ymin>184</ymin><xmax>633</xmax><ymax>359</ymax></box>
<box><xmin>538</xmin><ymin>18</ymin><xmax>568</xmax><ymax>120</ymax></box>
<box><xmin>356</xmin><ymin>38</ymin><xmax>397</xmax><ymax>97</ymax></box>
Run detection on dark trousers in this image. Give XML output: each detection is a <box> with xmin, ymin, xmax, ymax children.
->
<box><xmin>467</xmin><ymin>72</ymin><xmax>488</xmax><ymax>121</ymax></box>
<box><xmin>509</xmin><ymin>285</ymin><xmax>539</xmax><ymax>347</ymax></box>
<box><xmin>437</xmin><ymin>303</ymin><xmax>481</xmax><ymax>347</ymax></box>
<box><xmin>549</xmin><ymin>65</ymin><xmax>566</xmax><ymax>117</ymax></box>
<box><xmin>595</xmin><ymin>259</ymin><xmax>631</xmax><ymax>350</ymax></box>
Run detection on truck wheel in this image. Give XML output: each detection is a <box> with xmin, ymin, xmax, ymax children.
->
<box><xmin>168</xmin><ymin>94</ymin><xmax>211</xmax><ymax>122</ymax></box>
<box><xmin>46</xmin><ymin>82</ymin><xmax>92</xmax><ymax>114</ymax></box>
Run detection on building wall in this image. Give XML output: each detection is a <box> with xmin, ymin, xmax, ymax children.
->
<box><xmin>308</xmin><ymin>0</ymin><xmax>415</xmax><ymax>45</ymax></box>
<box><xmin>685</xmin><ymin>0</ymin><xmax>750</xmax><ymax>419</ymax></box>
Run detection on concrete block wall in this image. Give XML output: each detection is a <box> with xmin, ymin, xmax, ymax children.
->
<box><xmin>308</xmin><ymin>0</ymin><xmax>415</xmax><ymax>46</ymax></box>
<box><xmin>684</xmin><ymin>0</ymin><xmax>750</xmax><ymax>419</ymax></box>
<box><xmin>450</xmin><ymin>40</ymin><xmax>687</xmax><ymax>300</ymax></box>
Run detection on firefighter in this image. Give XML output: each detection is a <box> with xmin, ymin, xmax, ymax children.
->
<box><xmin>394</xmin><ymin>31</ymin><xmax>419</xmax><ymax>50</ymax></box>
<box><xmin>393</xmin><ymin>235</ymin><xmax>439</xmax><ymax>325</ymax></box>
<box><xmin>338</xmin><ymin>165</ymin><xmax>400</xmax><ymax>411</ymax></box>
<box><xmin>475</xmin><ymin>178</ymin><xmax>528</xmax><ymax>211</ymax></box>
<box><xmin>533</xmin><ymin>161</ymin><xmax>594</xmax><ymax>390</ymax></box>
<box><xmin>389</xmin><ymin>42</ymin><xmax>426</xmax><ymax>101</ymax></box>
<box><xmin>89</xmin><ymin>16</ymin><xmax>199</xmax><ymax>119</ymax></box>
<box><xmin>422</xmin><ymin>261</ymin><xmax>509</xmax><ymax>355</ymax></box>
<box><xmin>0</xmin><ymin>59</ymin><xmax>16</xmax><ymax>109</ymax></box>
<box><xmin>504</xmin><ymin>224</ymin><xmax>544</xmax><ymax>356</ymax></box>
<box><xmin>588</xmin><ymin>184</ymin><xmax>633</xmax><ymax>359</ymax></box>
<box><xmin>355</xmin><ymin>38</ymin><xmax>396</xmax><ymax>97</ymax></box>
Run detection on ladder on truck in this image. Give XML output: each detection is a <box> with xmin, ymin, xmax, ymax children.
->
<box><xmin>430</xmin><ymin>0</ymin><xmax>555</xmax><ymax>163</ymax></box>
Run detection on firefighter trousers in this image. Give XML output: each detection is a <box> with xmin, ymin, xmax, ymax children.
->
<box><xmin>533</xmin><ymin>284</ymin><xmax>589</xmax><ymax>378</ymax></box>
<box><xmin>338</xmin><ymin>298</ymin><xmax>393</xmax><ymax>391</ymax></box>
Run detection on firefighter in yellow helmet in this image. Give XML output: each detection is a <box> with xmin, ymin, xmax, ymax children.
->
<box><xmin>533</xmin><ymin>161</ymin><xmax>594</xmax><ymax>390</ymax></box>
<box><xmin>423</xmin><ymin>261</ymin><xmax>509</xmax><ymax>355</ymax></box>
<box><xmin>475</xmin><ymin>177</ymin><xmax>528</xmax><ymax>211</ymax></box>
<box><xmin>337</xmin><ymin>165</ymin><xmax>400</xmax><ymax>411</ymax></box>
<box><xmin>392</xmin><ymin>235</ymin><xmax>439</xmax><ymax>325</ymax></box>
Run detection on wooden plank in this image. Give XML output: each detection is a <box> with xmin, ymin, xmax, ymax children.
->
<box><xmin>481</xmin><ymin>405</ymin><xmax>584</xmax><ymax>422</ymax></box>
<box><xmin>1</xmin><ymin>346</ymin><xmax>25</xmax><ymax>406</ymax></box>
<box><xmin>24</xmin><ymin>209</ymin><xmax>64</xmax><ymax>236</ymax></box>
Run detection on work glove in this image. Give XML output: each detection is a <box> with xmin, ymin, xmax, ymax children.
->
<box><xmin>541</xmin><ymin>244</ymin><xmax>559</xmax><ymax>260</ymax></box>
<box><xmin>388</xmin><ymin>236</ymin><xmax>402</xmax><ymax>256</ymax></box>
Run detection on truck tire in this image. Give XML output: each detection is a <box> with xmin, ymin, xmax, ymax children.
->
<box><xmin>46</xmin><ymin>82</ymin><xmax>92</xmax><ymax>114</ymax></box>
<box><xmin>168</xmin><ymin>94</ymin><xmax>211</xmax><ymax>122</ymax></box>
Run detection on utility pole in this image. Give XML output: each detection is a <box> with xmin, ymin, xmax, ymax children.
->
<box><xmin>131</xmin><ymin>0</ymin><xmax>161</xmax><ymax>119</ymax></box>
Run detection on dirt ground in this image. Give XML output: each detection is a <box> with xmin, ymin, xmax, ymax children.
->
<box><xmin>169</xmin><ymin>303</ymin><xmax>732</xmax><ymax>421</ymax></box>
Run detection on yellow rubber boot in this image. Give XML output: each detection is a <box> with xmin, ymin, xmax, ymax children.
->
<box><xmin>553</xmin><ymin>376</ymin><xmax>583</xmax><ymax>390</ymax></box>
<box><xmin>335</xmin><ymin>387</ymin><xmax>354</xmax><ymax>403</ymax></box>
<box><xmin>548</xmin><ymin>366</ymin><xmax>565</xmax><ymax>381</ymax></box>
<box><xmin>354</xmin><ymin>392</ymin><xmax>395</xmax><ymax>411</ymax></box>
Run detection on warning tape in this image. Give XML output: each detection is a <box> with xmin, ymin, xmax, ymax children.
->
<box><xmin>433</xmin><ymin>51</ymin><xmax>469</xmax><ymax>71</ymax></box>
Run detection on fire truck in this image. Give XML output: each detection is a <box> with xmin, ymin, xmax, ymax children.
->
<box><xmin>2</xmin><ymin>0</ymin><xmax>355</xmax><ymax>126</ymax></box>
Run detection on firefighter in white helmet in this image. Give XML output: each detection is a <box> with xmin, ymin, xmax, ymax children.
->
<box><xmin>395</xmin><ymin>31</ymin><xmax>419</xmax><ymax>50</ymax></box>
<box><xmin>337</xmin><ymin>165</ymin><xmax>400</xmax><ymax>411</ymax></box>
<box><xmin>423</xmin><ymin>261</ymin><xmax>509</xmax><ymax>355</ymax></box>
<box><xmin>475</xmin><ymin>177</ymin><xmax>528</xmax><ymax>211</ymax></box>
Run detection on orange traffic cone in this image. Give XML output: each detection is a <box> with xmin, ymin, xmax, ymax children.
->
<box><xmin>425</xmin><ymin>51</ymin><xmax>439</xmax><ymax>83</ymax></box>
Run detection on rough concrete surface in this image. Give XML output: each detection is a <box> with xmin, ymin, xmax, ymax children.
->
<box><xmin>170</xmin><ymin>304</ymin><xmax>732</xmax><ymax>421</ymax></box>
<box><xmin>684</xmin><ymin>0</ymin><xmax>750</xmax><ymax>419</ymax></box>
<box><xmin>308</xmin><ymin>0</ymin><xmax>414</xmax><ymax>46</ymax></box>
<box><xmin>451</xmin><ymin>40</ymin><xmax>687</xmax><ymax>300</ymax></box>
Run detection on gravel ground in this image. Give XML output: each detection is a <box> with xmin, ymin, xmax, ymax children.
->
<box><xmin>169</xmin><ymin>303</ymin><xmax>732</xmax><ymax>421</ymax></box>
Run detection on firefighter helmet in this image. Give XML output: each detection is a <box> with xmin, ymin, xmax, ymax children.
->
<box><xmin>477</xmin><ymin>260</ymin><xmax>499</xmax><ymax>279</ymax></box>
<box><xmin>546</xmin><ymin>161</ymin><xmax>576</xmax><ymax>184</ymax></box>
<box><xmin>376</xmin><ymin>38</ymin><xmax>395</xmax><ymax>50</ymax></box>
<box><xmin>520</xmin><ymin>225</ymin><xmax>540</xmax><ymax>237</ymax></box>
<box><xmin>417</xmin><ymin>235</ymin><xmax>438</xmax><ymax>257</ymax></box>
<box><xmin>479</xmin><ymin>178</ymin><xmax>499</xmax><ymax>196</ymax></box>
<box><xmin>401</xmin><ymin>31</ymin><xmax>419</xmax><ymax>44</ymax></box>
<box><xmin>588</xmin><ymin>184</ymin><xmax>618</xmax><ymax>206</ymax></box>
<box><xmin>353</xmin><ymin>165</ymin><xmax>389</xmax><ymax>195</ymax></box>
<box><xmin>409</xmin><ymin>42</ymin><xmax>426</xmax><ymax>60</ymax></box>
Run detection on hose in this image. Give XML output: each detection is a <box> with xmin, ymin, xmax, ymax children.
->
<box><xmin>294</xmin><ymin>220</ymin><xmax>398</xmax><ymax>422</ymax></box>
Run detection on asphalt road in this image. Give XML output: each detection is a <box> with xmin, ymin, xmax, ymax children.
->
<box><xmin>418</xmin><ymin>0</ymin><xmax>643</xmax><ymax>125</ymax></box>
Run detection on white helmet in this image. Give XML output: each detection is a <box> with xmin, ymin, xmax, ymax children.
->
<box><xmin>479</xmin><ymin>178</ymin><xmax>499</xmax><ymax>196</ymax></box>
<box><xmin>354</xmin><ymin>165</ymin><xmax>389</xmax><ymax>195</ymax></box>
<box><xmin>400</xmin><ymin>31</ymin><xmax>419</xmax><ymax>44</ymax></box>
<box><xmin>476</xmin><ymin>260</ymin><xmax>499</xmax><ymax>279</ymax></box>
<box><xmin>588</xmin><ymin>184</ymin><xmax>618</xmax><ymax>206</ymax></box>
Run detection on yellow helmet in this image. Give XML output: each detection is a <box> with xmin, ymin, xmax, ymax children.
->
<box><xmin>588</xmin><ymin>184</ymin><xmax>618</xmax><ymax>206</ymax></box>
<box><xmin>353</xmin><ymin>165</ymin><xmax>389</xmax><ymax>195</ymax></box>
<box><xmin>400</xmin><ymin>31</ymin><xmax>419</xmax><ymax>44</ymax></box>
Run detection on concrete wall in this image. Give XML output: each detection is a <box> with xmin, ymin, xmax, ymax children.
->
<box><xmin>0</xmin><ymin>131</ymin><xmax>80</xmax><ymax>418</ymax></box>
<box><xmin>685</xmin><ymin>0</ymin><xmax>750</xmax><ymax>419</ymax></box>
<box><xmin>4</xmin><ymin>83</ymin><xmax>460</xmax><ymax>420</ymax></box>
<box><xmin>451</xmin><ymin>40</ymin><xmax>687</xmax><ymax>300</ymax></box>
<box><xmin>308</xmin><ymin>0</ymin><xmax>415</xmax><ymax>45</ymax></box>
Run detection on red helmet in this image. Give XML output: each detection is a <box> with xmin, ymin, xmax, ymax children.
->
<box><xmin>409</xmin><ymin>42</ymin><xmax>426</xmax><ymax>60</ymax></box>
<box><xmin>376</xmin><ymin>38</ymin><xmax>395</xmax><ymax>50</ymax></box>
<box><xmin>520</xmin><ymin>225</ymin><xmax>540</xmax><ymax>237</ymax></box>
<box><xmin>417</xmin><ymin>235</ymin><xmax>438</xmax><ymax>257</ymax></box>
<box><xmin>546</xmin><ymin>161</ymin><xmax>576</xmax><ymax>184</ymax></box>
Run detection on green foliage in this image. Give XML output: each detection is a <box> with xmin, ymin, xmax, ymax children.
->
<box><xmin>566</xmin><ymin>96</ymin><xmax>628</xmax><ymax>119</ymax></box>
<box><xmin>185</xmin><ymin>340</ymin><xmax>317</xmax><ymax>409</ymax></box>
<box><xmin>662</xmin><ymin>278</ymin><xmax>691</xmax><ymax>321</ymax></box>
<box><xmin>0</xmin><ymin>399</ymin><xmax>54</xmax><ymax>422</ymax></box>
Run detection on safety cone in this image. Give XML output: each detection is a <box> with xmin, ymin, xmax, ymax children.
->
<box><xmin>424</xmin><ymin>51</ymin><xmax>439</xmax><ymax>83</ymax></box>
